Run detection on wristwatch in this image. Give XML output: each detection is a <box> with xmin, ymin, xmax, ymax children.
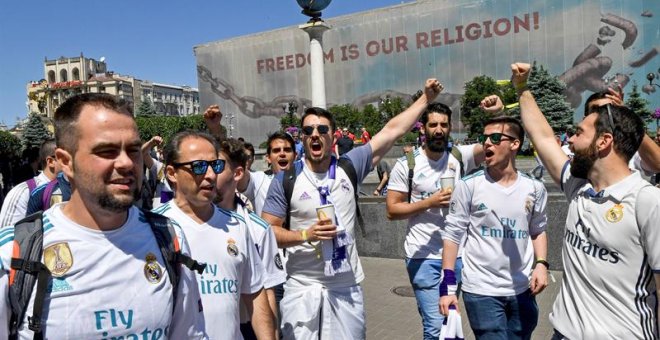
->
<box><xmin>534</xmin><ymin>258</ymin><xmax>550</xmax><ymax>270</ymax></box>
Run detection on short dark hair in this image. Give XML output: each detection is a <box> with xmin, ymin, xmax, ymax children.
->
<box><xmin>484</xmin><ymin>115</ymin><xmax>525</xmax><ymax>147</ymax></box>
<box><xmin>220</xmin><ymin>138</ymin><xmax>249</xmax><ymax>169</ymax></box>
<box><xmin>54</xmin><ymin>93</ymin><xmax>133</xmax><ymax>153</ymax></box>
<box><xmin>421</xmin><ymin>103</ymin><xmax>452</xmax><ymax>126</ymax></box>
<box><xmin>592</xmin><ymin>104</ymin><xmax>644</xmax><ymax>162</ymax></box>
<box><xmin>266</xmin><ymin>131</ymin><xmax>295</xmax><ymax>155</ymax></box>
<box><xmin>39</xmin><ymin>139</ymin><xmax>57</xmax><ymax>167</ymax></box>
<box><xmin>164</xmin><ymin>130</ymin><xmax>219</xmax><ymax>166</ymax></box>
<box><xmin>244</xmin><ymin>142</ymin><xmax>255</xmax><ymax>158</ymax></box>
<box><xmin>301</xmin><ymin>107</ymin><xmax>336</xmax><ymax>132</ymax></box>
<box><xmin>583</xmin><ymin>91</ymin><xmax>609</xmax><ymax>116</ymax></box>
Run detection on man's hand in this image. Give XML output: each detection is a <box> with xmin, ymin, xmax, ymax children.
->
<box><xmin>426</xmin><ymin>189</ymin><xmax>453</xmax><ymax>208</ymax></box>
<box><xmin>305</xmin><ymin>218</ymin><xmax>338</xmax><ymax>242</ymax></box>
<box><xmin>203</xmin><ymin>104</ymin><xmax>223</xmax><ymax>128</ymax></box>
<box><xmin>606</xmin><ymin>86</ymin><xmax>624</xmax><ymax>106</ymax></box>
<box><xmin>529</xmin><ymin>265</ymin><xmax>548</xmax><ymax>295</ymax></box>
<box><xmin>439</xmin><ymin>295</ymin><xmax>460</xmax><ymax>316</ymax></box>
<box><xmin>480</xmin><ymin>95</ymin><xmax>504</xmax><ymax>114</ymax></box>
<box><xmin>511</xmin><ymin>63</ymin><xmax>531</xmax><ymax>91</ymax></box>
<box><xmin>146</xmin><ymin>136</ymin><xmax>163</xmax><ymax>148</ymax></box>
<box><xmin>373</xmin><ymin>189</ymin><xmax>380</xmax><ymax>196</ymax></box>
<box><xmin>423</xmin><ymin>78</ymin><xmax>444</xmax><ymax>103</ymax></box>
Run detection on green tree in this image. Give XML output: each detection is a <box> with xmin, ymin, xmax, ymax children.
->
<box><xmin>21</xmin><ymin>112</ymin><xmax>52</xmax><ymax>151</ymax></box>
<box><xmin>136</xmin><ymin>98</ymin><xmax>157</xmax><ymax>116</ymax></box>
<box><xmin>625</xmin><ymin>81</ymin><xmax>652</xmax><ymax>124</ymax></box>
<box><xmin>329</xmin><ymin>104</ymin><xmax>361</xmax><ymax>132</ymax></box>
<box><xmin>135</xmin><ymin>114</ymin><xmax>210</xmax><ymax>144</ymax></box>
<box><xmin>460</xmin><ymin>76</ymin><xmax>502</xmax><ymax>138</ymax></box>
<box><xmin>279</xmin><ymin>103</ymin><xmax>301</xmax><ymax>130</ymax></box>
<box><xmin>0</xmin><ymin>130</ymin><xmax>21</xmax><ymax>159</ymax></box>
<box><xmin>508</xmin><ymin>63</ymin><xmax>574</xmax><ymax>132</ymax></box>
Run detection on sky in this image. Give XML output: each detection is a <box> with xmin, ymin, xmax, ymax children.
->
<box><xmin>0</xmin><ymin>0</ymin><xmax>407</xmax><ymax>126</ymax></box>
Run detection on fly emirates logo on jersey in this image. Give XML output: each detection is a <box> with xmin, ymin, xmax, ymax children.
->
<box><xmin>94</xmin><ymin>308</ymin><xmax>168</xmax><ymax>339</ymax></box>
<box><xmin>564</xmin><ymin>218</ymin><xmax>620</xmax><ymax>264</ymax></box>
<box><xmin>481</xmin><ymin>217</ymin><xmax>529</xmax><ymax>240</ymax></box>
<box><xmin>198</xmin><ymin>263</ymin><xmax>239</xmax><ymax>295</ymax></box>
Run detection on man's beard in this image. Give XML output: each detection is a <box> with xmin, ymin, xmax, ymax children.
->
<box><xmin>570</xmin><ymin>139</ymin><xmax>598</xmax><ymax>179</ymax></box>
<box><xmin>426</xmin><ymin>135</ymin><xmax>448</xmax><ymax>153</ymax></box>
<box><xmin>98</xmin><ymin>187</ymin><xmax>140</xmax><ymax>212</ymax></box>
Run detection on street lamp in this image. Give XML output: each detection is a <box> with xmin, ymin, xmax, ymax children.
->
<box><xmin>647</xmin><ymin>70</ymin><xmax>660</xmax><ymax>88</ymax></box>
<box><xmin>227</xmin><ymin>114</ymin><xmax>235</xmax><ymax>138</ymax></box>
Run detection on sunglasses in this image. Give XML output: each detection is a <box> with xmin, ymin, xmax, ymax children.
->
<box><xmin>172</xmin><ymin>159</ymin><xmax>225</xmax><ymax>175</ymax></box>
<box><xmin>301</xmin><ymin>124</ymin><xmax>330</xmax><ymax>136</ymax></box>
<box><xmin>478</xmin><ymin>133</ymin><xmax>517</xmax><ymax>145</ymax></box>
<box><xmin>605</xmin><ymin>104</ymin><xmax>616</xmax><ymax>133</ymax></box>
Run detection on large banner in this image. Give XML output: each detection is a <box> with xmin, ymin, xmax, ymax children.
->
<box><xmin>194</xmin><ymin>0</ymin><xmax>659</xmax><ymax>143</ymax></box>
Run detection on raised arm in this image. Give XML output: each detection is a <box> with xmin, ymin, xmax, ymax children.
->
<box><xmin>638</xmin><ymin>135</ymin><xmax>660</xmax><ymax>173</ymax></box>
<box><xmin>141</xmin><ymin>136</ymin><xmax>163</xmax><ymax>169</ymax></box>
<box><xmin>513</xmin><ymin>63</ymin><xmax>569</xmax><ymax>184</ymax></box>
<box><xmin>369</xmin><ymin>79</ymin><xmax>443</xmax><ymax>168</ymax></box>
<box><xmin>203</xmin><ymin>105</ymin><xmax>225</xmax><ymax>141</ymax></box>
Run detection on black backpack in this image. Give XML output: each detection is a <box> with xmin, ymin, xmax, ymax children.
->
<box><xmin>7</xmin><ymin>210</ymin><xmax>206</xmax><ymax>340</ymax></box>
<box><xmin>280</xmin><ymin>158</ymin><xmax>366</xmax><ymax>237</ymax></box>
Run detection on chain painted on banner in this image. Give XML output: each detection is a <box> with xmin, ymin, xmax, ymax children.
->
<box><xmin>198</xmin><ymin>65</ymin><xmax>312</xmax><ymax>118</ymax></box>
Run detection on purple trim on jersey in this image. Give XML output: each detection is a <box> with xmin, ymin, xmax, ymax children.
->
<box><xmin>559</xmin><ymin>159</ymin><xmax>570</xmax><ymax>192</ymax></box>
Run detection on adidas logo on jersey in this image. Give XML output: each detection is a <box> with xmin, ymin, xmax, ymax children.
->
<box><xmin>416</xmin><ymin>173</ymin><xmax>427</xmax><ymax>181</ymax></box>
<box><xmin>476</xmin><ymin>203</ymin><xmax>488</xmax><ymax>211</ymax></box>
<box><xmin>299</xmin><ymin>192</ymin><xmax>312</xmax><ymax>201</ymax></box>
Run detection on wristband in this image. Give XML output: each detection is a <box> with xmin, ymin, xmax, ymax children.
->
<box><xmin>515</xmin><ymin>81</ymin><xmax>529</xmax><ymax>93</ymax></box>
<box><xmin>301</xmin><ymin>229</ymin><xmax>308</xmax><ymax>242</ymax></box>
<box><xmin>535</xmin><ymin>258</ymin><xmax>550</xmax><ymax>270</ymax></box>
<box><xmin>439</xmin><ymin>269</ymin><xmax>458</xmax><ymax>297</ymax></box>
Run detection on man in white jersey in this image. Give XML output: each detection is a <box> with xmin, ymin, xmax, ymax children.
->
<box><xmin>215</xmin><ymin>138</ymin><xmax>285</xmax><ymax>339</ymax></box>
<box><xmin>262</xmin><ymin>79</ymin><xmax>445</xmax><ymax>339</ymax></box>
<box><xmin>153</xmin><ymin>130</ymin><xmax>274</xmax><ymax>340</ymax></box>
<box><xmin>0</xmin><ymin>139</ymin><xmax>59</xmax><ymax>227</ymax></box>
<box><xmin>0</xmin><ymin>93</ymin><xmax>206</xmax><ymax>338</ymax></box>
<box><xmin>386</xmin><ymin>102</ymin><xmax>483</xmax><ymax>340</ymax></box>
<box><xmin>238</xmin><ymin>131</ymin><xmax>297</xmax><ymax>215</ymax></box>
<box><xmin>511</xmin><ymin>62</ymin><xmax>660</xmax><ymax>339</ymax></box>
<box><xmin>439</xmin><ymin>116</ymin><xmax>549</xmax><ymax>339</ymax></box>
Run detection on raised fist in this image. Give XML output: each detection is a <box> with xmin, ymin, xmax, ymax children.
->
<box><xmin>480</xmin><ymin>95</ymin><xmax>504</xmax><ymax>114</ymax></box>
<box><xmin>423</xmin><ymin>78</ymin><xmax>444</xmax><ymax>102</ymax></box>
<box><xmin>510</xmin><ymin>63</ymin><xmax>531</xmax><ymax>89</ymax></box>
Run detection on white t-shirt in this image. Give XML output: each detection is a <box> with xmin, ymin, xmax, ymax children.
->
<box><xmin>241</xmin><ymin>170</ymin><xmax>274</xmax><ymax>216</ymax></box>
<box><xmin>154</xmin><ymin>202</ymin><xmax>264</xmax><ymax>340</ymax></box>
<box><xmin>0</xmin><ymin>204</ymin><xmax>207</xmax><ymax>339</ymax></box>
<box><xmin>387</xmin><ymin>145</ymin><xmax>476</xmax><ymax>259</ymax></box>
<box><xmin>262</xmin><ymin>146</ymin><xmax>372</xmax><ymax>288</ymax></box>
<box><xmin>444</xmin><ymin>170</ymin><xmax>547</xmax><ymax>296</ymax></box>
<box><xmin>151</xmin><ymin>159</ymin><xmax>173</xmax><ymax>209</ymax></box>
<box><xmin>550</xmin><ymin>162</ymin><xmax>660</xmax><ymax>339</ymax></box>
<box><xmin>0</xmin><ymin>172</ymin><xmax>49</xmax><ymax>228</ymax></box>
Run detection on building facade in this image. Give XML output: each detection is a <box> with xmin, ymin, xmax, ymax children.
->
<box><xmin>27</xmin><ymin>54</ymin><xmax>199</xmax><ymax>118</ymax></box>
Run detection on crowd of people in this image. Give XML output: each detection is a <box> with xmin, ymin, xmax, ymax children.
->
<box><xmin>0</xmin><ymin>62</ymin><xmax>658</xmax><ymax>340</ymax></box>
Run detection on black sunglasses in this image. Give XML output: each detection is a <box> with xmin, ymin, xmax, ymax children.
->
<box><xmin>301</xmin><ymin>124</ymin><xmax>330</xmax><ymax>136</ymax></box>
<box><xmin>605</xmin><ymin>104</ymin><xmax>616</xmax><ymax>133</ymax></box>
<box><xmin>172</xmin><ymin>159</ymin><xmax>225</xmax><ymax>175</ymax></box>
<box><xmin>478</xmin><ymin>133</ymin><xmax>517</xmax><ymax>145</ymax></box>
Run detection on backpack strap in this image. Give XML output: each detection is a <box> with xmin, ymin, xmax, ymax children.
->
<box><xmin>405</xmin><ymin>151</ymin><xmax>415</xmax><ymax>203</ymax></box>
<box><xmin>142</xmin><ymin>210</ymin><xmax>206</xmax><ymax>315</ymax></box>
<box><xmin>449</xmin><ymin>146</ymin><xmax>465</xmax><ymax>178</ymax></box>
<box><xmin>8</xmin><ymin>212</ymin><xmax>50</xmax><ymax>340</ymax></box>
<box><xmin>40</xmin><ymin>180</ymin><xmax>58</xmax><ymax>211</ymax></box>
<box><xmin>26</xmin><ymin>179</ymin><xmax>36</xmax><ymax>196</ymax></box>
<box><xmin>281</xmin><ymin>166</ymin><xmax>298</xmax><ymax>231</ymax></box>
<box><xmin>338</xmin><ymin>158</ymin><xmax>366</xmax><ymax>237</ymax></box>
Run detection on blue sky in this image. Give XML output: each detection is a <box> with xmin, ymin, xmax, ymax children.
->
<box><xmin>0</xmin><ymin>0</ymin><xmax>405</xmax><ymax>126</ymax></box>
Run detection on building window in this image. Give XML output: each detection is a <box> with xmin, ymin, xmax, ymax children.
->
<box><xmin>48</xmin><ymin>71</ymin><xmax>56</xmax><ymax>83</ymax></box>
<box><xmin>72</xmin><ymin>68</ymin><xmax>80</xmax><ymax>81</ymax></box>
<box><xmin>60</xmin><ymin>69</ymin><xmax>68</xmax><ymax>82</ymax></box>
<box><xmin>99</xmin><ymin>86</ymin><xmax>106</xmax><ymax>93</ymax></box>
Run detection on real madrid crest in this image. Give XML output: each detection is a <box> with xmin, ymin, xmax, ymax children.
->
<box><xmin>605</xmin><ymin>204</ymin><xmax>624</xmax><ymax>223</ymax></box>
<box><xmin>227</xmin><ymin>238</ymin><xmax>239</xmax><ymax>257</ymax></box>
<box><xmin>44</xmin><ymin>242</ymin><xmax>73</xmax><ymax>277</ymax></box>
<box><xmin>144</xmin><ymin>253</ymin><xmax>163</xmax><ymax>284</ymax></box>
<box><xmin>525</xmin><ymin>197</ymin><xmax>534</xmax><ymax>214</ymax></box>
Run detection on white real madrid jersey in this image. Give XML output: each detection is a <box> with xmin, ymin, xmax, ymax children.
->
<box><xmin>241</xmin><ymin>170</ymin><xmax>274</xmax><ymax>216</ymax></box>
<box><xmin>0</xmin><ymin>204</ymin><xmax>207</xmax><ymax>339</ymax></box>
<box><xmin>444</xmin><ymin>170</ymin><xmax>547</xmax><ymax>296</ymax></box>
<box><xmin>387</xmin><ymin>145</ymin><xmax>476</xmax><ymax>259</ymax></box>
<box><xmin>550</xmin><ymin>164</ymin><xmax>660</xmax><ymax>339</ymax></box>
<box><xmin>154</xmin><ymin>202</ymin><xmax>264</xmax><ymax>340</ymax></box>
